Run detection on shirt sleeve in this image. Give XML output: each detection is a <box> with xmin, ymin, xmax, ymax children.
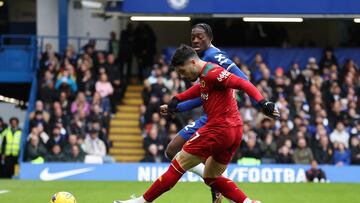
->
<box><xmin>176</xmin><ymin>97</ymin><xmax>202</xmax><ymax>112</ymax></box>
<box><xmin>205</xmin><ymin>52</ymin><xmax>249</xmax><ymax>81</ymax></box>
<box><xmin>206</xmin><ymin>67</ymin><xmax>264</xmax><ymax>102</ymax></box>
<box><xmin>176</xmin><ymin>84</ymin><xmax>201</xmax><ymax>102</ymax></box>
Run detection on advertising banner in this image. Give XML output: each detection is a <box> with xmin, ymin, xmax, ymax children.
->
<box><xmin>19</xmin><ymin>163</ymin><xmax>360</xmax><ymax>183</ymax></box>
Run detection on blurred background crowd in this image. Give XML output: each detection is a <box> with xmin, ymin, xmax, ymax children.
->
<box><xmin>139</xmin><ymin>48</ymin><xmax>360</xmax><ymax>166</ymax></box>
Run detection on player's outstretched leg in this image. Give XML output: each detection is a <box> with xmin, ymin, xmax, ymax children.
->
<box><xmin>203</xmin><ymin>157</ymin><xmax>261</xmax><ymax>203</ymax></box>
<box><xmin>113</xmin><ymin>159</ymin><xmax>184</xmax><ymax>203</ymax></box>
<box><xmin>114</xmin><ymin>151</ymin><xmax>203</xmax><ymax>203</ymax></box>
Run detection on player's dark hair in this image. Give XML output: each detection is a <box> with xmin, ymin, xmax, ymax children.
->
<box><xmin>192</xmin><ymin>23</ymin><xmax>213</xmax><ymax>40</ymax></box>
<box><xmin>171</xmin><ymin>44</ymin><xmax>198</xmax><ymax>68</ymax></box>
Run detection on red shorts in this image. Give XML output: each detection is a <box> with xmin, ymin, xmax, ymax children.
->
<box><xmin>182</xmin><ymin>125</ymin><xmax>243</xmax><ymax>165</ymax></box>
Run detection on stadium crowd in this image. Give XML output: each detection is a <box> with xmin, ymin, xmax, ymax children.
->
<box><xmin>24</xmin><ymin>39</ymin><xmax>124</xmax><ymax>163</ymax></box>
<box><xmin>140</xmin><ymin>49</ymin><xmax>360</xmax><ymax>166</ymax></box>
<box><xmin>2</xmin><ymin>24</ymin><xmax>359</xmax><ymax>168</ymax></box>
<box><xmin>22</xmin><ymin>23</ymin><xmax>157</xmax><ymax>164</ymax></box>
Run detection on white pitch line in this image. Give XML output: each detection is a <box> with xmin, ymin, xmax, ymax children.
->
<box><xmin>0</xmin><ymin>190</ymin><xmax>9</xmax><ymax>194</ymax></box>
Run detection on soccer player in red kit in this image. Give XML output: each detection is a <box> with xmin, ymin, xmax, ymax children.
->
<box><xmin>114</xmin><ymin>45</ymin><xmax>279</xmax><ymax>203</ymax></box>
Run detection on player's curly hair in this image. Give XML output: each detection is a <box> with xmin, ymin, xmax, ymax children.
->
<box><xmin>171</xmin><ymin>44</ymin><xmax>198</xmax><ymax>68</ymax></box>
<box><xmin>192</xmin><ymin>23</ymin><xmax>213</xmax><ymax>41</ymax></box>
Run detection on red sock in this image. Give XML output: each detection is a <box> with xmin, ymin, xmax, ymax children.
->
<box><xmin>143</xmin><ymin>159</ymin><xmax>185</xmax><ymax>202</ymax></box>
<box><xmin>204</xmin><ymin>177</ymin><xmax>247</xmax><ymax>203</ymax></box>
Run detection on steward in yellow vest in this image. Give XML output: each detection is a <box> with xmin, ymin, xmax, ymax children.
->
<box><xmin>1</xmin><ymin>117</ymin><xmax>22</xmax><ymax>178</ymax></box>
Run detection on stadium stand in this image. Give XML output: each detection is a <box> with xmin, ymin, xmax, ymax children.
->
<box><xmin>11</xmin><ymin>27</ymin><xmax>358</xmax><ymax>166</ymax></box>
<box><xmin>141</xmin><ymin>49</ymin><xmax>360</xmax><ymax>165</ymax></box>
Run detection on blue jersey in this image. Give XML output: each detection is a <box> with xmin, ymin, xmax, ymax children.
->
<box><xmin>177</xmin><ymin>45</ymin><xmax>248</xmax><ymax>112</ymax></box>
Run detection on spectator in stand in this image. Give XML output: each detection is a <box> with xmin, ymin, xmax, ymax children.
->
<box><xmin>142</xmin><ymin>80</ymin><xmax>152</xmax><ymax>106</ymax></box>
<box><xmin>240</xmin><ymin>137</ymin><xmax>261</xmax><ymax>160</ymax></box>
<box><xmin>106</xmin><ymin>54</ymin><xmax>124</xmax><ymax>113</ymax></box>
<box><xmin>306</xmin><ymin>57</ymin><xmax>319</xmax><ymax>74</ymax></box>
<box><xmin>306</xmin><ymin>160</ymin><xmax>327</xmax><ymax>183</ymax></box>
<box><xmin>333</xmin><ymin>142</ymin><xmax>351</xmax><ymax>166</ymax></box>
<box><xmin>63</xmin><ymin>134</ymin><xmax>83</xmax><ymax>156</ymax></box>
<box><xmin>78</xmin><ymin>66</ymin><xmax>95</xmax><ymax>100</ymax></box>
<box><xmin>276</xmin><ymin>145</ymin><xmax>293</xmax><ymax>164</ymax></box>
<box><xmin>55</xmin><ymin>69</ymin><xmax>78</xmax><ymax>93</ymax></box>
<box><xmin>69</xmin><ymin>112</ymin><xmax>87</xmax><ymax>138</ymax></box>
<box><xmin>29</xmin><ymin>100</ymin><xmax>50</xmax><ymax>123</ymax></box>
<box><xmin>287</xmin><ymin>62</ymin><xmax>302</xmax><ymax>83</ymax></box>
<box><xmin>260</xmin><ymin>133</ymin><xmax>277</xmax><ymax>163</ymax></box>
<box><xmin>29</xmin><ymin>110</ymin><xmax>48</xmax><ymax>132</ymax></box>
<box><xmin>59</xmin><ymin>91</ymin><xmax>71</xmax><ymax>117</ymax></box>
<box><xmin>46</xmin><ymin>125</ymin><xmax>67</xmax><ymax>150</ymax></box>
<box><xmin>256</xmin><ymin>118</ymin><xmax>273</xmax><ymax>140</ymax></box>
<box><xmin>46</xmin><ymin>144</ymin><xmax>65</xmax><ymax>162</ymax></box>
<box><xmin>141</xmin><ymin>144</ymin><xmax>164</xmax><ymax>163</ymax></box>
<box><xmin>330</xmin><ymin>121</ymin><xmax>350</xmax><ymax>148</ymax></box>
<box><xmin>92</xmin><ymin>92</ymin><xmax>110</xmax><ymax>115</ymax></box>
<box><xmin>71</xmin><ymin>92</ymin><xmax>90</xmax><ymax>115</ymax></box>
<box><xmin>319</xmin><ymin>48</ymin><xmax>338</xmax><ymax>70</ymax></box>
<box><xmin>95</xmin><ymin>73</ymin><xmax>114</xmax><ymax>112</ymax></box>
<box><xmin>240</xmin><ymin>97</ymin><xmax>258</xmax><ymax>125</ymax></box>
<box><xmin>313</xmin><ymin>135</ymin><xmax>333</xmax><ymax>164</ymax></box>
<box><xmin>65</xmin><ymin>145</ymin><xmax>84</xmax><ymax>162</ymax></box>
<box><xmin>25</xmin><ymin>134</ymin><xmax>47</xmax><ymax>162</ymax></box>
<box><xmin>350</xmin><ymin>136</ymin><xmax>360</xmax><ymax>164</ymax></box>
<box><xmin>49</xmin><ymin>106</ymin><xmax>67</xmax><ymax>131</ymax></box>
<box><xmin>293</xmin><ymin>138</ymin><xmax>314</xmax><ymax>164</ymax></box>
<box><xmin>164</xmin><ymin>71</ymin><xmax>186</xmax><ymax>93</ymax></box>
<box><xmin>249</xmin><ymin>53</ymin><xmax>263</xmax><ymax>80</ymax></box>
<box><xmin>39</xmin><ymin>76</ymin><xmax>56</xmax><ymax>109</ymax></box>
<box><xmin>64</xmin><ymin>45</ymin><xmax>77</xmax><ymax>66</ymax></box>
<box><xmin>143</xmin><ymin>126</ymin><xmax>165</xmax><ymax>161</ymax></box>
<box><xmin>84</xmin><ymin>129</ymin><xmax>107</xmax><ymax>159</ymax></box>
<box><xmin>27</xmin><ymin>126</ymin><xmax>39</xmax><ymax>142</ymax></box>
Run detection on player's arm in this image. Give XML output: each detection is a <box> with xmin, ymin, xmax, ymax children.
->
<box><xmin>160</xmin><ymin>97</ymin><xmax>202</xmax><ymax>117</ymax></box>
<box><xmin>176</xmin><ymin>97</ymin><xmax>202</xmax><ymax>112</ymax></box>
<box><xmin>208</xmin><ymin>68</ymin><xmax>280</xmax><ymax>119</ymax></box>
<box><xmin>167</xmin><ymin>84</ymin><xmax>201</xmax><ymax>113</ymax></box>
<box><xmin>206</xmin><ymin>52</ymin><xmax>249</xmax><ymax>80</ymax></box>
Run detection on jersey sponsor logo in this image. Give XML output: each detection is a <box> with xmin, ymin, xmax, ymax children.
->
<box><xmin>201</xmin><ymin>93</ymin><xmax>209</xmax><ymax>100</ymax></box>
<box><xmin>217</xmin><ymin>70</ymin><xmax>231</xmax><ymax>82</ymax></box>
<box><xmin>167</xmin><ymin>0</ymin><xmax>189</xmax><ymax>10</ymax></box>
<box><xmin>214</xmin><ymin>53</ymin><xmax>228</xmax><ymax>65</ymax></box>
<box><xmin>200</xmin><ymin>79</ymin><xmax>206</xmax><ymax>88</ymax></box>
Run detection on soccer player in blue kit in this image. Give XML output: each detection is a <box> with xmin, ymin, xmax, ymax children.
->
<box><xmin>160</xmin><ymin>23</ymin><xmax>250</xmax><ymax>203</ymax></box>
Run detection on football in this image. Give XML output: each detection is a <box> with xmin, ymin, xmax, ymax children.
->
<box><xmin>50</xmin><ymin>192</ymin><xmax>77</xmax><ymax>203</ymax></box>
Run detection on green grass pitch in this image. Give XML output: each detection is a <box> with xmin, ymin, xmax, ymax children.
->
<box><xmin>0</xmin><ymin>180</ymin><xmax>359</xmax><ymax>203</ymax></box>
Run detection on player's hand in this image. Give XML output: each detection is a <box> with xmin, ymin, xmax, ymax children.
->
<box><xmin>259</xmin><ymin>99</ymin><xmax>280</xmax><ymax>120</ymax></box>
<box><xmin>168</xmin><ymin>96</ymin><xmax>180</xmax><ymax>113</ymax></box>
<box><xmin>160</xmin><ymin>105</ymin><xmax>169</xmax><ymax>117</ymax></box>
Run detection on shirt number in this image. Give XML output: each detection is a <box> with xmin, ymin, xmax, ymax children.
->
<box><xmin>185</xmin><ymin>122</ymin><xmax>196</xmax><ymax>131</ymax></box>
<box><xmin>214</xmin><ymin>54</ymin><xmax>228</xmax><ymax>65</ymax></box>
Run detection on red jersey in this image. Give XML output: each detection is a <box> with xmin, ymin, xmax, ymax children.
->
<box><xmin>198</xmin><ymin>63</ymin><xmax>242</xmax><ymax>127</ymax></box>
<box><xmin>177</xmin><ymin>62</ymin><xmax>264</xmax><ymax>127</ymax></box>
